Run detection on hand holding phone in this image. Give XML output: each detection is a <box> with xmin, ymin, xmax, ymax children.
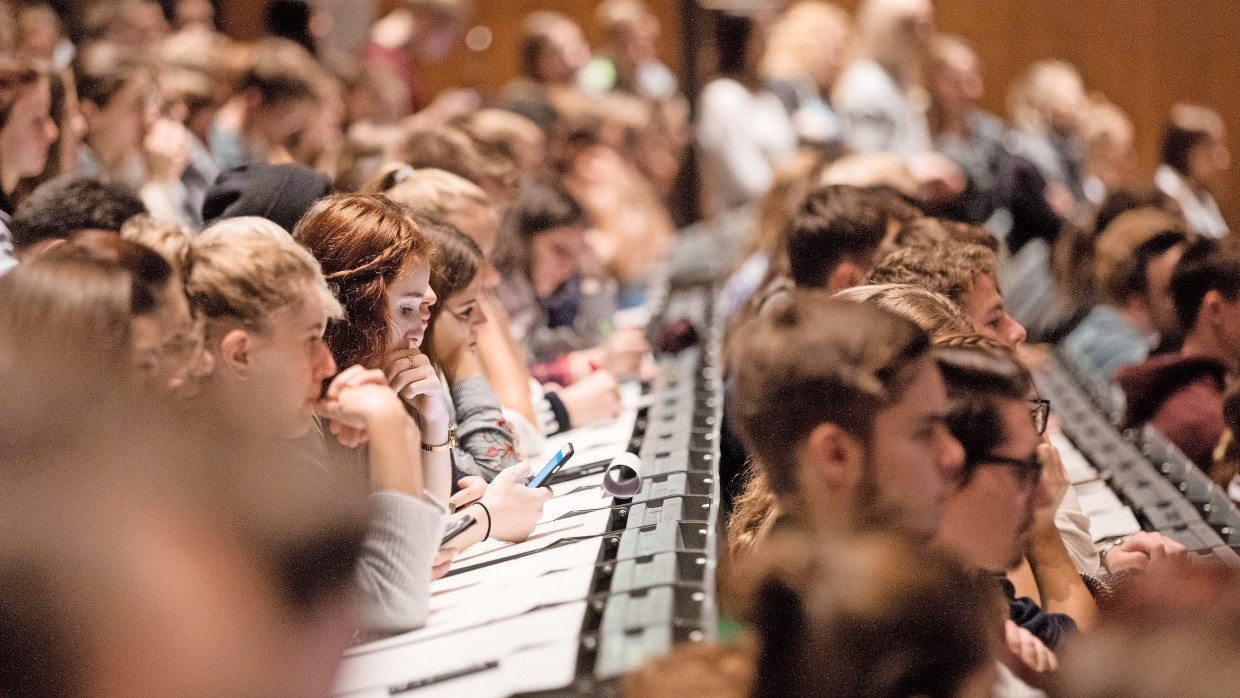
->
<box><xmin>441</xmin><ymin>515</ymin><xmax>476</xmax><ymax>546</ymax></box>
<box><xmin>527</xmin><ymin>444</ymin><xmax>575</xmax><ymax>488</ymax></box>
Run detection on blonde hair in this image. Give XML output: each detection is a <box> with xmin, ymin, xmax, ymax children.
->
<box><xmin>856</xmin><ymin>0</ymin><xmax>932</xmax><ymax>87</ymax></box>
<box><xmin>833</xmin><ymin>283</ymin><xmax>973</xmax><ymax>338</ymax></box>
<box><xmin>186</xmin><ymin>223</ymin><xmax>342</xmax><ymax>337</ymax></box>
<box><xmin>384</xmin><ymin>167</ymin><xmax>491</xmax><ymax>219</ymax></box>
<box><xmin>120</xmin><ymin>215</ymin><xmax>194</xmax><ymax>276</ymax></box>
<box><xmin>1009</xmin><ymin>59</ymin><xmax>1083</xmax><ymax>133</ymax></box>
<box><xmin>763</xmin><ymin>1</ymin><xmax>850</xmax><ymax>87</ymax></box>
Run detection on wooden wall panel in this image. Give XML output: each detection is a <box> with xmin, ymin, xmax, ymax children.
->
<box><xmin>220</xmin><ymin>0</ymin><xmax>1239</xmax><ymax>225</ymax></box>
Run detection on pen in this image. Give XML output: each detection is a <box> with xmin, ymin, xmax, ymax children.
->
<box><xmin>388</xmin><ymin>660</ymin><xmax>499</xmax><ymax>694</ymax></box>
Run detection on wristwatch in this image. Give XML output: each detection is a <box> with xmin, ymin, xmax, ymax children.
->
<box><xmin>422</xmin><ymin>425</ymin><xmax>456</xmax><ymax>452</ymax></box>
<box><xmin>1098</xmin><ymin>537</ymin><xmax>1126</xmax><ymax>570</ymax></box>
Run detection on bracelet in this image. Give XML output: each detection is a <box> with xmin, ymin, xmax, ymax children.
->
<box><xmin>473</xmin><ymin>501</ymin><xmax>492</xmax><ymax>541</ymax></box>
<box><xmin>421</xmin><ymin>424</ymin><xmax>456</xmax><ymax>452</ymax></box>
<box><xmin>1098</xmin><ymin>537</ymin><xmax>1126</xmax><ymax>569</ymax></box>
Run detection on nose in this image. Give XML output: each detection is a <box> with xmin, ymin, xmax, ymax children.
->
<box><xmin>45</xmin><ymin>119</ymin><xmax>58</xmax><ymax>144</ymax></box>
<box><xmin>482</xmin><ymin>261</ymin><xmax>501</xmax><ymax>291</ymax></box>
<box><xmin>1005</xmin><ymin>315</ymin><xmax>1027</xmax><ymax>347</ymax></box>
<box><xmin>473</xmin><ymin>301</ymin><xmax>488</xmax><ymax>328</ymax></box>
<box><xmin>317</xmin><ymin>340</ymin><xmax>337</xmax><ymax>380</ymax></box>
<box><xmin>937</xmin><ymin>428</ymin><xmax>967</xmax><ymax>486</ymax></box>
<box><xmin>424</xmin><ymin>284</ymin><xmax>438</xmax><ymax>309</ymax></box>
<box><xmin>191</xmin><ymin>344</ymin><xmax>215</xmax><ymax>380</ymax></box>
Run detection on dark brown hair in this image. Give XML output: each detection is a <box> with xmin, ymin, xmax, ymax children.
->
<box><xmin>416</xmin><ymin>215</ymin><xmax>481</xmax><ymax>357</ymax></box>
<box><xmin>729</xmin><ymin>292</ymin><xmax>930</xmax><ymax>498</ymax></box>
<box><xmin>0</xmin><ymin>57</ymin><xmax>42</xmax><ymax>128</ymax></box>
<box><xmin>293</xmin><ymin>194</ymin><xmax>434</xmax><ymax>370</ymax></box>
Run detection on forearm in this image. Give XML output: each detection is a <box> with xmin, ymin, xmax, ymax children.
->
<box><xmin>476</xmin><ymin>308</ymin><xmax>539</xmax><ymax>425</ymax></box>
<box><xmin>366</xmin><ymin>411</ymin><xmax>423</xmax><ymax>496</ymax></box>
<box><xmin>1028</xmin><ymin>525</ymin><xmax>1098</xmax><ymax>630</ymax></box>
<box><xmin>451</xmin><ymin>376</ymin><xmax>519</xmax><ymax>480</ymax></box>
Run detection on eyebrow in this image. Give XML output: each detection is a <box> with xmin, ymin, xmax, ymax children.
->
<box><xmin>396</xmin><ymin>292</ymin><xmax>425</xmax><ymax>300</ymax></box>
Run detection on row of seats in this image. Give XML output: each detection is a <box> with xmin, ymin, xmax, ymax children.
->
<box><xmin>329</xmin><ymin>280</ymin><xmax>724</xmax><ymax>697</ymax></box>
<box><xmin>1034</xmin><ymin>353</ymin><xmax>1240</xmax><ymax>567</ymax></box>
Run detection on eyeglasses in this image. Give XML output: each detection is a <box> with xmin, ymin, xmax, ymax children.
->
<box><xmin>971</xmin><ymin>452</ymin><xmax>1043</xmax><ymax>490</ymax></box>
<box><xmin>1029</xmin><ymin>398</ymin><xmax>1050</xmax><ymax>436</ymax></box>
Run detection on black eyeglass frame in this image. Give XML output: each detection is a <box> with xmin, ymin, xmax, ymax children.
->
<box><xmin>968</xmin><ymin>452</ymin><xmax>1043</xmax><ymax>489</ymax></box>
<box><xmin>1029</xmin><ymin>398</ymin><xmax>1050</xmax><ymax>435</ymax></box>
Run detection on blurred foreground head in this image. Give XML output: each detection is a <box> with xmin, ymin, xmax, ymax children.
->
<box><xmin>0</xmin><ymin>362</ymin><xmax>367</xmax><ymax>696</ymax></box>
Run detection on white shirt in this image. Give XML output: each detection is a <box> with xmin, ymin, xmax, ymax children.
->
<box><xmin>1155</xmin><ymin>164</ymin><xmax>1229</xmax><ymax>238</ymax></box>
<box><xmin>696</xmin><ymin>78</ymin><xmax>797</xmax><ymax>215</ymax></box>
<box><xmin>834</xmin><ymin>59</ymin><xmax>931</xmax><ymax>158</ymax></box>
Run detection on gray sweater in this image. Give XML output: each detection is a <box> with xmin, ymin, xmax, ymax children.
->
<box><xmin>302</xmin><ymin>418</ymin><xmax>447</xmax><ymax>635</ymax></box>
<box><xmin>445</xmin><ymin>373</ymin><xmax>520</xmax><ymax>482</ymax></box>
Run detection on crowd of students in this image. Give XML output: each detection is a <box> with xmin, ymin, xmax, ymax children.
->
<box><xmin>0</xmin><ymin>0</ymin><xmax>1237</xmax><ymax>695</ymax></box>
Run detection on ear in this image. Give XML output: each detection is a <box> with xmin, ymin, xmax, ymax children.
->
<box><xmin>78</xmin><ymin>98</ymin><xmax>100</xmax><ymax>125</ymax></box>
<box><xmin>217</xmin><ymin>328</ymin><xmax>255</xmax><ymax>379</ymax></box>
<box><xmin>243</xmin><ymin>87</ymin><xmax>264</xmax><ymax>111</ymax></box>
<box><xmin>801</xmin><ymin>422</ymin><xmax>866</xmax><ymax>492</ymax></box>
<box><xmin>825</xmin><ymin>261</ymin><xmax>864</xmax><ymax>293</ymax></box>
<box><xmin>1200</xmin><ymin>289</ymin><xmax>1225</xmax><ymax>327</ymax></box>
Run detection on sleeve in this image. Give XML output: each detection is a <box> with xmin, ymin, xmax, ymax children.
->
<box><xmin>1055</xmin><ymin>487</ymin><xmax>1101</xmax><ymax>575</ymax></box>
<box><xmin>355</xmin><ymin>491</ymin><xmax>446</xmax><ymax>634</ymax></box>
<box><xmin>1001</xmin><ymin>578</ymin><xmax>1077</xmax><ymax>650</ymax></box>
<box><xmin>696</xmin><ymin>83</ymin><xmax>779</xmax><ymax>204</ymax></box>
<box><xmin>449</xmin><ymin>375</ymin><xmax>520</xmax><ymax>482</ymax></box>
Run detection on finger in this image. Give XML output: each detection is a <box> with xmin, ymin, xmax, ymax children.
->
<box><xmin>327</xmin><ymin>365</ymin><xmax>367</xmax><ymax>398</ymax></box>
<box><xmin>1149</xmin><ymin>541</ymin><xmax>1167</xmax><ymax>564</ymax></box>
<box><xmin>402</xmin><ymin>377</ymin><xmax>441</xmax><ymax>400</ymax></box>
<box><xmin>1044</xmin><ymin>647</ymin><xmax>1059</xmax><ymax>672</ymax></box>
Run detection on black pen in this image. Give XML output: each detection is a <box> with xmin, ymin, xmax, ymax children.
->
<box><xmin>388</xmin><ymin>660</ymin><xmax>499</xmax><ymax>694</ymax></box>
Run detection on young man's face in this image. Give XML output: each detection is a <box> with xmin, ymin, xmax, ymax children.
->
<box><xmin>865</xmin><ymin>356</ymin><xmax>965</xmax><ymax>539</ymax></box>
<box><xmin>964</xmin><ymin>274</ymin><xmax>1027</xmax><ymax>347</ymax></box>
<box><xmin>1144</xmin><ymin>244</ymin><xmax>1186</xmax><ymax>344</ymax></box>
<box><xmin>936</xmin><ymin>398</ymin><xmax>1047</xmax><ymax>572</ymax></box>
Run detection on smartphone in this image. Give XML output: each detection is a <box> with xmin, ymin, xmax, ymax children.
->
<box><xmin>441</xmin><ymin>515</ymin><xmax>476</xmax><ymax>546</ymax></box>
<box><xmin>527</xmin><ymin>444</ymin><xmax>575</xmax><ymax>488</ymax></box>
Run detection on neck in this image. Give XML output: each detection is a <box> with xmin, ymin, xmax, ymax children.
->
<box><xmin>1112</xmin><ymin>299</ymin><xmax>1154</xmax><ymax>337</ymax></box>
<box><xmin>0</xmin><ymin>162</ymin><xmax>20</xmax><ymax>199</ymax></box>
<box><xmin>1180</xmin><ymin>328</ymin><xmax>1233</xmax><ymax>369</ymax></box>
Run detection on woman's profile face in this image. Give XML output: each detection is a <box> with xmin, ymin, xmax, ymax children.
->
<box><xmin>530</xmin><ymin>225</ymin><xmax>586</xmax><ymax>298</ymax></box>
<box><xmin>0</xmin><ymin>78</ymin><xmax>58</xmax><ymax>182</ymax></box>
<box><xmin>443</xmin><ymin>275</ymin><xmax>488</xmax><ymax>348</ymax></box>
<box><xmin>385</xmin><ymin>258</ymin><xmax>436</xmax><ymax>351</ymax></box>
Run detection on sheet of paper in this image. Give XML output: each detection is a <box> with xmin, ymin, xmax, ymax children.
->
<box><xmin>1076</xmin><ymin>487</ymin><xmax>1125</xmax><ymax>516</ymax></box>
<box><xmin>416</xmin><ymin>565</ymin><xmax>598</xmax><ymax>640</ymax></box>
<box><xmin>537</xmin><ymin>487</ymin><xmax>615</xmax><ymax>523</ymax></box>
<box><xmin>334</xmin><ymin>641</ymin><xmax>582</xmax><ymax>698</ymax></box>
<box><xmin>427</xmin><ymin>538</ymin><xmax>604</xmax><ymax>597</ymax></box>
<box><xmin>450</xmin><ymin>508</ymin><xmax>613</xmax><ymax>571</ymax></box>
<box><xmin>1088</xmin><ymin>507</ymin><xmax>1142</xmax><ymax>542</ymax></box>
<box><xmin>1050</xmin><ymin>432</ymin><xmax>1099</xmax><ymax>484</ymax></box>
<box><xmin>333</xmin><ymin>603</ymin><xmax>587</xmax><ymax>696</ymax></box>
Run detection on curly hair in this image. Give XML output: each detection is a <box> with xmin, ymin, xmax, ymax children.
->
<box><xmin>866</xmin><ymin>241</ymin><xmax>998</xmax><ymax>310</ymax></box>
<box><xmin>293</xmin><ymin>194</ymin><xmax>434</xmax><ymax>371</ymax></box>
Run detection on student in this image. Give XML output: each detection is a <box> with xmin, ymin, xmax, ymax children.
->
<box><xmin>695</xmin><ymin>10</ymin><xmax>796</xmax><ymax>216</ymax></box>
<box><xmin>495</xmin><ymin>182</ymin><xmax>651</xmax><ymax>385</ymax></box>
<box><xmin>1155</xmin><ymin>104</ymin><xmax>1231</xmax><ymax>238</ymax></box>
<box><xmin>295</xmin><ymin>194</ymin><xmax>513</xmax><ymax>481</ymax></box>
<box><xmin>727</xmin><ymin>292</ymin><xmax>964</xmax><ymax>554</ymax></box>
<box><xmin>1006</xmin><ymin>60</ymin><xmax>1089</xmax><ymax>212</ymax></box>
<box><xmin>1063</xmin><ymin>230</ymin><xmax>1188</xmax><ymax>394</ymax></box>
<box><xmin>784</xmin><ymin>184</ymin><xmax>901</xmax><ymax>292</ymax></box>
<box><xmin>627</xmin><ymin>534</ymin><xmax>1003</xmax><ymax>698</ymax></box>
<box><xmin>8</xmin><ymin>176</ymin><xmax>147</xmax><ymax>258</ymax></box>
<box><xmin>73</xmin><ymin>41</ymin><xmax>195</xmax><ymax>218</ymax></box>
<box><xmin>927</xmin><ymin>35</ymin><xmax>1009</xmax><ymax>225</ymax></box>
<box><xmin>1119</xmin><ymin>238</ymin><xmax>1240</xmax><ymax>469</ymax></box>
<box><xmin>933</xmin><ymin>343</ymin><xmax>1095</xmax><ymax>656</ymax></box>
<box><xmin>0</xmin><ymin>58</ymin><xmax>59</xmax><ymax>274</ymax></box>
<box><xmin>185</xmin><ymin>222</ymin><xmax>445</xmax><ymax>633</ymax></box>
<box><xmin>761</xmin><ymin>1</ymin><xmax>850</xmax><ymax>146</ymax></box>
<box><xmin>867</xmin><ymin>239</ymin><xmax>1028</xmax><ymax>346</ymax></box>
<box><xmin>585</xmin><ymin>0</ymin><xmax>679</xmax><ymax>100</ymax></box>
<box><xmin>294</xmin><ymin>195</ymin><xmax>549</xmax><ymax>553</ymax></box>
<box><xmin>499</xmin><ymin>11</ymin><xmax>591</xmax><ymax>132</ymax></box>
<box><xmin>209</xmin><ymin>37</ymin><xmax>323</xmax><ymax>171</ymax></box>
<box><xmin>385</xmin><ymin>167</ymin><xmax>624</xmax><ymax>445</ymax></box>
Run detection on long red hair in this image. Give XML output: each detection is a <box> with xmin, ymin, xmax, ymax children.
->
<box><xmin>294</xmin><ymin>194</ymin><xmax>434</xmax><ymax>370</ymax></box>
